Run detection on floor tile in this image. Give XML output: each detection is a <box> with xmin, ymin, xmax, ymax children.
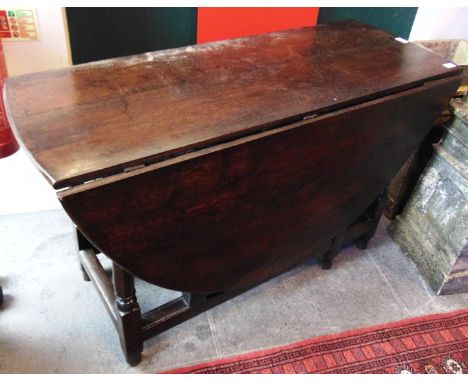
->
<box><xmin>207</xmin><ymin>274</ymin><xmax>290</xmax><ymax>356</ymax></box>
<box><xmin>276</xmin><ymin>245</ymin><xmax>409</xmax><ymax>333</ymax></box>
<box><xmin>364</xmin><ymin>218</ymin><xmax>468</xmax><ymax>316</ymax></box>
<box><xmin>208</xmin><ymin>244</ymin><xmax>408</xmax><ymax>358</ymax></box>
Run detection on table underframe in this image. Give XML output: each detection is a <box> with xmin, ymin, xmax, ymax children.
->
<box><xmin>76</xmin><ymin>190</ymin><xmax>387</xmax><ymax>365</ymax></box>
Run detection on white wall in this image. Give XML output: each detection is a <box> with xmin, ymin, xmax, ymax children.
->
<box><xmin>409</xmin><ymin>7</ymin><xmax>468</xmax><ymax>41</ymax></box>
<box><xmin>0</xmin><ymin>150</ymin><xmax>62</xmax><ymax>215</ymax></box>
<box><xmin>3</xmin><ymin>7</ymin><xmax>71</xmax><ymax>76</ymax></box>
<box><xmin>0</xmin><ymin>7</ymin><xmax>70</xmax><ymax>215</ymax></box>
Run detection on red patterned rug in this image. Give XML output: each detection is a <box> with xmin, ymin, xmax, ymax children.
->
<box><xmin>164</xmin><ymin>309</ymin><xmax>468</xmax><ymax>374</ymax></box>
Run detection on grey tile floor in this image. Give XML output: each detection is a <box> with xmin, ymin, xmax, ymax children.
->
<box><xmin>1</xmin><ymin>209</ymin><xmax>467</xmax><ymax>373</ymax></box>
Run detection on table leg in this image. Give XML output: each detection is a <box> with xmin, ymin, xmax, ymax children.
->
<box><xmin>355</xmin><ymin>190</ymin><xmax>388</xmax><ymax>250</ymax></box>
<box><xmin>318</xmin><ymin>230</ymin><xmax>345</xmax><ymax>270</ymax></box>
<box><xmin>112</xmin><ymin>263</ymin><xmax>143</xmax><ymax>366</ymax></box>
<box><xmin>75</xmin><ymin>228</ymin><xmax>95</xmax><ymax>281</ymax></box>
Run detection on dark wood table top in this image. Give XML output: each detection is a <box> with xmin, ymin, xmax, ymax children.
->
<box><xmin>4</xmin><ymin>20</ymin><xmax>461</xmax><ymax>189</ymax></box>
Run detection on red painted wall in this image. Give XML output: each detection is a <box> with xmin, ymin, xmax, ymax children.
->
<box><xmin>197</xmin><ymin>7</ymin><xmax>319</xmax><ymax>44</ymax></box>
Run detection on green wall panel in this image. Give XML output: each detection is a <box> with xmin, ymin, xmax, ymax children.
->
<box><xmin>318</xmin><ymin>7</ymin><xmax>418</xmax><ymax>39</ymax></box>
<box><xmin>66</xmin><ymin>7</ymin><xmax>198</xmax><ymax>64</ymax></box>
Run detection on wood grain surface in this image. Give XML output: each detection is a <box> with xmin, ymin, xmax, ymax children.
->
<box><xmin>59</xmin><ymin>76</ymin><xmax>461</xmax><ymax>293</ymax></box>
<box><xmin>4</xmin><ymin>21</ymin><xmax>462</xmax><ymax>189</ymax></box>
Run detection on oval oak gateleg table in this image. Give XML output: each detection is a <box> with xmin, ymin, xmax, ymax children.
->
<box><xmin>4</xmin><ymin>21</ymin><xmax>462</xmax><ymax>365</ymax></box>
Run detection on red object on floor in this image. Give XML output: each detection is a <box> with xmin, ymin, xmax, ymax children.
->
<box><xmin>164</xmin><ymin>310</ymin><xmax>468</xmax><ymax>374</ymax></box>
<box><xmin>0</xmin><ymin>40</ymin><xmax>19</xmax><ymax>159</ymax></box>
<box><xmin>197</xmin><ymin>7</ymin><xmax>319</xmax><ymax>44</ymax></box>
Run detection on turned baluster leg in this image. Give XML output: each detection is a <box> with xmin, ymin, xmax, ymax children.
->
<box><xmin>355</xmin><ymin>190</ymin><xmax>387</xmax><ymax>250</ymax></box>
<box><xmin>318</xmin><ymin>230</ymin><xmax>346</xmax><ymax>270</ymax></box>
<box><xmin>112</xmin><ymin>263</ymin><xmax>143</xmax><ymax>366</ymax></box>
